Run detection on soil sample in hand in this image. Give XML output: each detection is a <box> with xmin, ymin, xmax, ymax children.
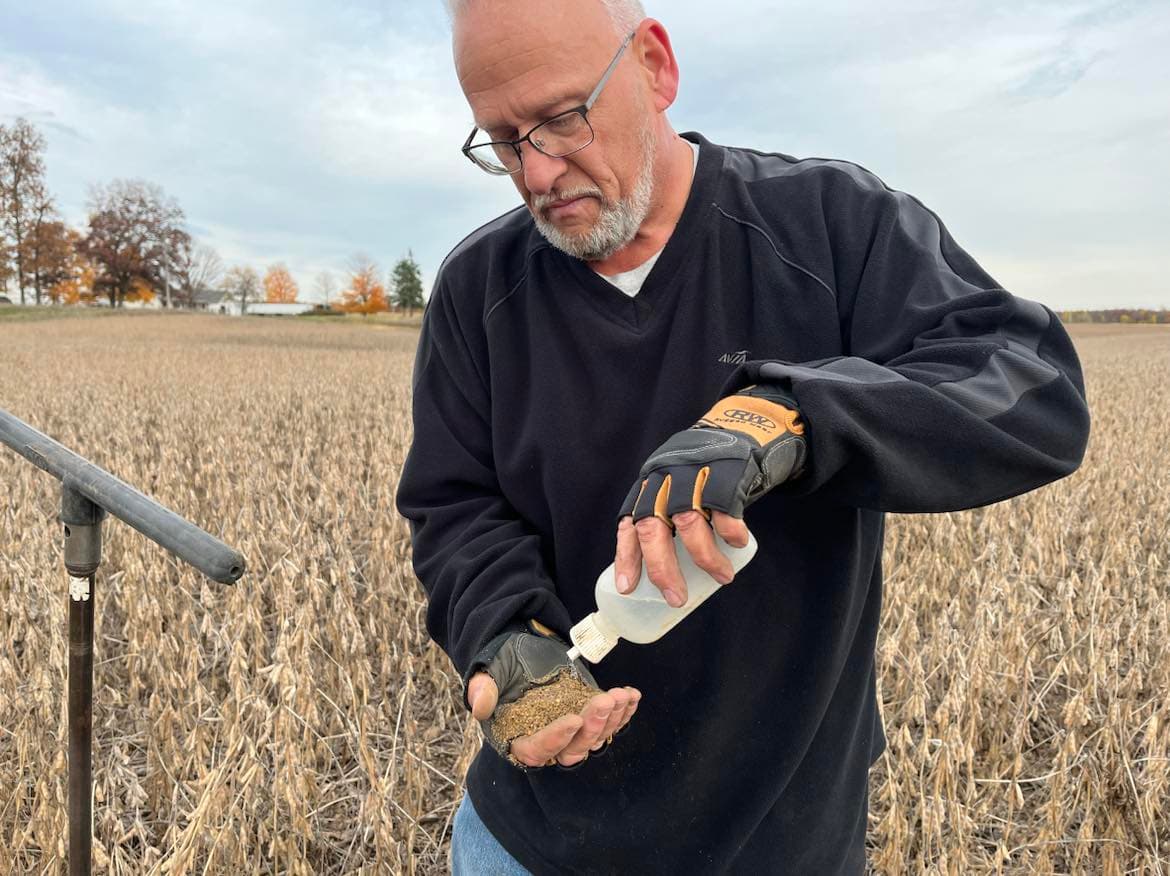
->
<box><xmin>493</xmin><ymin>669</ymin><xmax>598</xmax><ymax>763</ymax></box>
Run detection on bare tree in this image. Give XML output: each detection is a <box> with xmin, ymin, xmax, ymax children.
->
<box><xmin>158</xmin><ymin>226</ymin><xmax>191</xmax><ymax>308</ymax></box>
<box><xmin>223</xmin><ymin>265</ymin><xmax>261</xmax><ymax>314</ymax></box>
<box><xmin>312</xmin><ymin>271</ymin><xmax>336</xmax><ymax>306</ymax></box>
<box><xmin>83</xmin><ymin>179</ymin><xmax>186</xmax><ymax>308</ymax></box>
<box><xmin>173</xmin><ymin>239</ymin><xmax>224</xmax><ymax>308</ymax></box>
<box><xmin>0</xmin><ymin>118</ymin><xmax>50</xmax><ymax>305</ymax></box>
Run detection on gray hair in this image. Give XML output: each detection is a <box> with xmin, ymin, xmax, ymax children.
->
<box><xmin>444</xmin><ymin>0</ymin><xmax>646</xmax><ymax>36</ymax></box>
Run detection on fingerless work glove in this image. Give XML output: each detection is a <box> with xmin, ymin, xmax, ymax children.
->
<box><xmin>619</xmin><ymin>383</ymin><xmax>807</xmax><ymax>525</ymax></box>
<box><xmin>465</xmin><ymin>619</ymin><xmax>599</xmax><ymax>760</ymax></box>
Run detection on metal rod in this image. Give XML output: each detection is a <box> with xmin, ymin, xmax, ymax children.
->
<box><xmin>2</xmin><ymin>411</ymin><xmax>246</xmax><ymax>871</ymax></box>
<box><xmin>62</xmin><ymin>485</ymin><xmax>102</xmax><ymax>876</ymax></box>
<box><xmin>67</xmin><ymin>572</ymin><xmax>94</xmax><ymax>876</ymax></box>
<box><xmin>1</xmin><ymin>409</ymin><xmax>245</xmax><ymax>584</ymax></box>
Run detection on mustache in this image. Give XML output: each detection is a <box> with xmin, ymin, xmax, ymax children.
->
<box><xmin>531</xmin><ymin>187</ymin><xmax>606</xmax><ymax>212</ymax></box>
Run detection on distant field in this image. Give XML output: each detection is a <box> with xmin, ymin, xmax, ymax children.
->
<box><xmin>0</xmin><ymin>304</ymin><xmax>131</xmax><ymax>322</ymax></box>
<box><xmin>298</xmin><ymin>310</ymin><xmax>424</xmax><ymax>328</ymax></box>
<box><xmin>0</xmin><ymin>305</ymin><xmax>424</xmax><ymax>327</ymax></box>
<box><xmin>0</xmin><ymin>315</ymin><xmax>1166</xmax><ymax>873</ymax></box>
<box><xmin>1066</xmin><ymin>322</ymin><xmax>1170</xmax><ymax>339</ymax></box>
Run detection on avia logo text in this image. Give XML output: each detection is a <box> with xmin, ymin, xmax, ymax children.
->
<box><xmin>718</xmin><ymin>350</ymin><xmax>750</xmax><ymax>365</ymax></box>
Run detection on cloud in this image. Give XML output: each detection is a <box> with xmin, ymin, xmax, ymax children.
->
<box><xmin>1009</xmin><ymin>44</ymin><xmax>1101</xmax><ymax>101</ymax></box>
<box><xmin>664</xmin><ymin>0</ymin><xmax>1169</xmax><ymax>308</ymax></box>
<box><xmin>0</xmin><ymin>57</ymin><xmax>114</xmax><ymax>149</ymax></box>
<box><xmin>1</xmin><ymin>0</ymin><xmax>1167</xmax><ymax>310</ymax></box>
<box><xmin>0</xmin><ymin>56</ymin><xmax>149</xmax><ymax>225</ymax></box>
<box><xmin>302</xmin><ymin>37</ymin><xmax>471</xmax><ymax>183</ymax></box>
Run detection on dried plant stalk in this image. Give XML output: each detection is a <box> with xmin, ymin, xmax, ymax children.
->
<box><xmin>0</xmin><ymin>315</ymin><xmax>1167</xmax><ymax>874</ymax></box>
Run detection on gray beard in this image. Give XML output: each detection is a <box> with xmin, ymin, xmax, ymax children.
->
<box><xmin>530</xmin><ymin>125</ymin><xmax>657</xmax><ymax>262</ymax></box>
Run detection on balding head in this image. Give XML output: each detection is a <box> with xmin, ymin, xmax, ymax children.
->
<box><xmin>450</xmin><ymin>0</ymin><xmax>688</xmax><ymax>269</ymax></box>
<box><xmin>445</xmin><ymin>0</ymin><xmax>646</xmax><ymax>37</ymax></box>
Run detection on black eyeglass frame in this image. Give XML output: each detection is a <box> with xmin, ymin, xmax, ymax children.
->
<box><xmin>460</xmin><ymin>30</ymin><xmax>637</xmax><ymax>176</ymax></box>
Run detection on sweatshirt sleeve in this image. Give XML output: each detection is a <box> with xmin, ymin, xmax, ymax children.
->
<box><xmin>721</xmin><ymin>168</ymin><xmax>1090</xmax><ymax>513</ymax></box>
<box><xmin>395</xmin><ymin>277</ymin><xmax>573</xmax><ymax>683</ymax></box>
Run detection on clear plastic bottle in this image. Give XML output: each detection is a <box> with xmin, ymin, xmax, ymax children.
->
<box><xmin>567</xmin><ymin>531</ymin><xmax>758</xmax><ymax>664</ymax></box>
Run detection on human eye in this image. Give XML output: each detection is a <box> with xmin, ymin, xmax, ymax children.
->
<box><xmin>543</xmin><ymin>113</ymin><xmax>578</xmax><ymax>134</ymax></box>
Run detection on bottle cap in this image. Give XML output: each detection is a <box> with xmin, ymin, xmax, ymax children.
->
<box><xmin>568</xmin><ymin>612</ymin><xmax>619</xmax><ymax>664</ymax></box>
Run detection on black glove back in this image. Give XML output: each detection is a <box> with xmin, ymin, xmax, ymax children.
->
<box><xmin>619</xmin><ymin>383</ymin><xmax>807</xmax><ymax>526</ymax></box>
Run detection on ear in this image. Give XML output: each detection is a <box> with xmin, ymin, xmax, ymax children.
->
<box><xmin>635</xmin><ymin>19</ymin><xmax>681</xmax><ymax>113</ymax></box>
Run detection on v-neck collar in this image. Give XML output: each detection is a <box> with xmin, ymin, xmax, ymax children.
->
<box><xmin>553</xmin><ymin>132</ymin><xmax>723</xmax><ymax>334</ymax></box>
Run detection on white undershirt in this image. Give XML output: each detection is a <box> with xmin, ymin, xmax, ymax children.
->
<box><xmin>597</xmin><ymin>139</ymin><xmax>700</xmax><ymax>298</ymax></box>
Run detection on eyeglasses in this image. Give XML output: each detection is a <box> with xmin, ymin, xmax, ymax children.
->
<box><xmin>461</xmin><ymin>30</ymin><xmax>637</xmax><ymax>176</ymax></box>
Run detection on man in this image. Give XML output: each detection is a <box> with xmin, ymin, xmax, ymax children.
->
<box><xmin>396</xmin><ymin>0</ymin><xmax>1090</xmax><ymax>872</ymax></box>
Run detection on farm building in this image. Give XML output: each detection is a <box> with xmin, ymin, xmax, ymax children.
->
<box><xmin>185</xmin><ymin>287</ymin><xmax>314</xmax><ymax>316</ymax></box>
<box><xmin>189</xmin><ymin>287</ymin><xmax>232</xmax><ymax>312</ymax></box>
<box><xmin>220</xmin><ymin>301</ymin><xmax>316</xmax><ymax>317</ymax></box>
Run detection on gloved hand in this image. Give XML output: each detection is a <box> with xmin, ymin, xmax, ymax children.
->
<box><xmin>464</xmin><ymin>619</ymin><xmax>641</xmax><ymax>769</ymax></box>
<box><xmin>619</xmin><ymin>382</ymin><xmax>807</xmax><ymax>526</ymax></box>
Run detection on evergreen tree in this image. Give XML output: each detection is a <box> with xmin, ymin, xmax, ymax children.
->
<box><xmin>390</xmin><ymin>251</ymin><xmax>425</xmax><ymax>315</ymax></box>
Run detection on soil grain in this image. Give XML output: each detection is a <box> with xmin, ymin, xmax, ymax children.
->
<box><xmin>493</xmin><ymin>670</ymin><xmax>597</xmax><ymax>760</ymax></box>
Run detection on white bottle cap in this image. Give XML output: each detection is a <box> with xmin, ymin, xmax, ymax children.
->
<box><xmin>568</xmin><ymin>612</ymin><xmax>620</xmax><ymax>664</ymax></box>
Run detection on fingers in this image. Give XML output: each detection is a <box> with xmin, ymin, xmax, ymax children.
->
<box><xmin>509</xmin><ymin>687</ymin><xmax>643</xmax><ymax>769</ymax></box>
<box><xmin>614</xmin><ymin>686</ymin><xmax>641</xmax><ymax>736</ymax></box>
<box><xmin>674</xmin><ymin>510</ymin><xmax>734</xmax><ymax>585</ymax></box>
<box><xmin>593</xmin><ymin>687</ymin><xmax>641</xmax><ymax>749</ymax></box>
<box><xmin>624</xmin><ymin>470</ymin><xmax>751</xmax><ymax>602</ymax></box>
<box><xmin>508</xmin><ymin>714</ymin><xmax>585</xmax><ymax>768</ymax></box>
<box><xmin>557</xmin><ymin>692</ymin><xmax>616</xmax><ymax>767</ymax></box>
<box><xmin>711</xmin><ymin>511</ymin><xmax>750</xmax><ymax>549</ymax></box>
<box><xmin>589</xmin><ymin>688</ymin><xmax>629</xmax><ymax>751</ymax></box>
<box><xmin>634</xmin><ymin>515</ymin><xmax>686</xmax><ymax>606</ymax></box>
<box><xmin>614</xmin><ymin>515</ymin><xmax>643</xmax><ymax>595</ymax></box>
<box><xmin>467</xmin><ymin>672</ymin><xmax>498</xmax><ymax>721</ymax></box>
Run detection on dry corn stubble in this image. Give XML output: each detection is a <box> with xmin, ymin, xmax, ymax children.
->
<box><xmin>0</xmin><ymin>314</ymin><xmax>1167</xmax><ymax>874</ymax></box>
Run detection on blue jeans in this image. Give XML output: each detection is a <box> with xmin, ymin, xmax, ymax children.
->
<box><xmin>450</xmin><ymin>793</ymin><xmax>532</xmax><ymax>875</ymax></box>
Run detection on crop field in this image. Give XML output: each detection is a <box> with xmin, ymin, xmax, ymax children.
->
<box><xmin>1</xmin><ymin>314</ymin><xmax>1167</xmax><ymax>874</ymax></box>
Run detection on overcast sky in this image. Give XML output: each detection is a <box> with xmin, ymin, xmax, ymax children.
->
<box><xmin>1</xmin><ymin>0</ymin><xmax>1167</xmax><ymax>309</ymax></box>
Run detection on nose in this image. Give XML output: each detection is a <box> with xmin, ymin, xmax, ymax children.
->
<box><xmin>519</xmin><ymin>143</ymin><xmax>567</xmax><ymax>196</ymax></box>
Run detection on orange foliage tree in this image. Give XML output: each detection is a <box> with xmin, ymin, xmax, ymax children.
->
<box><xmin>263</xmin><ymin>263</ymin><xmax>298</xmax><ymax>303</ymax></box>
<box><xmin>46</xmin><ymin>233</ymin><xmax>97</xmax><ymax>305</ymax></box>
<box><xmin>125</xmin><ymin>277</ymin><xmax>155</xmax><ymax>304</ymax></box>
<box><xmin>337</xmin><ymin>256</ymin><xmax>388</xmax><ymax>316</ymax></box>
<box><xmin>55</xmin><ymin>265</ymin><xmax>97</xmax><ymax>305</ymax></box>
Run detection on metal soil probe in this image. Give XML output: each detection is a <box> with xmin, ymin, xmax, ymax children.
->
<box><xmin>1</xmin><ymin>408</ymin><xmax>246</xmax><ymax>875</ymax></box>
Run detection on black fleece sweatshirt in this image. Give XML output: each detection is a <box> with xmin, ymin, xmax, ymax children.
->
<box><xmin>395</xmin><ymin>132</ymin><xmax>1089</xmax><ymax>874</ymax></box>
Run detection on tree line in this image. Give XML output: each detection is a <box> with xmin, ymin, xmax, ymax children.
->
<box><xmin>217</xmin><ymin>251</ymin><xmax>424</xmax><ymax>317</ymax></box>
<box><xmin>1059</xmin><ymin>309</ymin><xmax>1170</xmax><ymax>325</ymax></box>
<box><xmin>0</xmin><ymin>117</ymin><xmax>426</xmax><ymax>315</ymax></box>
